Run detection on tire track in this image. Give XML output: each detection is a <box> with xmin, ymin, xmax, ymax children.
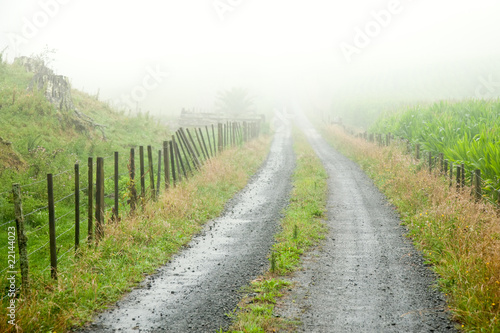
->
<box><xmin>275</xmin><ymin>106</ymin><xmax>458</xmax><ymax>332</ymax></box>
<box><xmin>79</xmin><ymin>123</ymin><xmax>294</xmax><ymax>333</ymax></box>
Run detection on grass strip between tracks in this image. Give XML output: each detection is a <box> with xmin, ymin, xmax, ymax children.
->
<box><xmin>321</xmin><ymin>125</ymin><xmax>500</xmax><ymax>332</ymax></box>
<box><xmin>1</xmin><ymin>136</ymin><xmax>271</xmax><ymax>333</ymax></box>
<box><xmin>223</xmin><ymin>127</ymin><xmax>328</xmax><ymax>333</ymax></box>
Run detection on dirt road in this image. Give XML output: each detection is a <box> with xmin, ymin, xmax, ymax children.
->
<box><xmin>275</xmin><ymin>108</ymin><xmax>458</xmax><ymax>332</ymax></box>
<box><xmin>80</xmin><ymin>109</ymin><xmax>459</xmax><ymax>332</ymax></box>
<box><xmin>79</xmin><ymin>123</ymin><xmax>295</xmax><ymax>332</ymax></box>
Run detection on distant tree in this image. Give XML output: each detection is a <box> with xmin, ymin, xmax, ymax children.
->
<box><xmin>215</xmin><ymin>87</ymin><xmax>254</xmax><ymax>116</ymax></box>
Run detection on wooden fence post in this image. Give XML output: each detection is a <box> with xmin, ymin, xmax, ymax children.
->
<box><xmin>232</xmin><ymin>123</ymin><xmax>236</xmax><ymax>146</ymax></box>
<box><xmin>416</xmin><ymin>144</ymin><xmax>420</xmax><ymax>160</ymax></box>
<box><xmin>129</xmin><ymin>148</ymin><xmax>137</xmax><ymax>213</ymax></box>
<box><xmin>170</xmin><ymin>140</ymin><xmax>176</xmax><ymax>186</ymax></box>
<box><xmin>114</xmin><ymin>152</ymin><xmax>119</xmax><ymax>221</ymax></box>
<box><xmin>186</xmin><ymin>128</ymin><xmax>202</xmax><ymax>164</ymax></box>
<box><xmin>195</xmin><ymin>128</ymin><xmax>207</xmax><ymax>161</ymax></box>
<box><xmin>461</xmin><ymin>164</ymin><xmax>465</xmax><ymax>188</ymax></box>
<box><xmin>199</xmin><ymin>128</ymin><xmax>210</xmax><ymax>159</ymax></box>
<box><xmin>428</xmin><ymin>152</ymin><xmax>432</xmax><ymax>173</ymax></box>
<box><xmin>224</xmin><ymin>123</ymin><xmax>227</xmax><ymax>149</ymax></box>
<box><xmin>243</xmin><ymin>121</ymin><xmax>247</xmax><ymax>142</ymax></box>
<box><xmin>174</xmin><ymin>139</ymin><xmax>187</xmax><ymax>179</ymax></box>
<box><xmin>12</xmin><ymin>183</ymin><xmax>29</xmax><ymax>293</ymax></box>
<box><xmin>87</xmin><ymin>157</ymin><xmax>93</xmax><ymax>243</ymax></box>
<box><xmin>147</xmin><ymin>145</ymin><xmax>155</xmax><ymax>200</ymax></box>
<box><xmin>47</xmin><ymin>174</ymin><xmax>57</xmax><ymax>280</ymax></box>
<box><xmin>449</xmin><ymin>162</ymin><xmax>453</xmax><ymax>187</ymax></box>
<box><xmin>193</xmin><ymin>128</ymin><xmax>208</xmax><ymax>161</ymax></box>
<box><xmin>173</xmin><ymin>136</ymin><xmax>182</xmax><ymax>182</ymax></box>
<box><xmin>163</xmin><ymin>141</ymin><xmax>170</xmax><ymax>189</ymax></box>
<box><xmin>205</xmin><ymin>126</ymin><xmax>213</xmax><ymax>158</ymax></box>
<box><xmin>139</xmin><ymin>146</ymin><xmax>145</xmax><ymax>200</ymax></box>
<box><xmin>475</xmin><ymin>169</ymin><xmax>482</xmax><ymax>201</ymax></box>
<box><xmin>95</xmin><ymin>157</ymin><xmax>104</xmax><ymax>242</ymax></box>
<box><xmin>218</xmin><ymin>123</ymin><xmax>223</xmax><ymax>152</ymax></box>
<box><xmin>156</xmin><ymin>150</ymin><xmax>161</xmax><ymax>197</ymax></box>
<box><xmin>444</xmin><ymin>160</ymin><xmax>448</xmax><ymax>175</ymax></box>
<box><xmin>212</xmin><ymin>124</ymin><xmax>216</xmax><ymax>155</ymax></box>
<box><xmin>74</xmin><ymin>164</ymin><xmax>80</xmax><ymax>253</ymax></box>
<box><xmin>180</xmin><ymin>128</ymin><xmax>200</xmax><ymax>170</ymax></box>
<box><xmin>176</xmin><ymin>131</ymin><xmax>192</xmax><ymax>174</ymax></box>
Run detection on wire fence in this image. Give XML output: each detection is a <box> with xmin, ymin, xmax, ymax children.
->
<box><xmin>1</xmin><ymin>120</ymin><xmax>262</xmax><ymax>295</ymax></box>
<box><xmin>358</xmin><ymin>131</ymin><xmax>500</xmax><ymax>210</ymax></box>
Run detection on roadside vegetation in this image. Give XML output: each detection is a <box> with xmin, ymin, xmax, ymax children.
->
<box><xmin>0</xmin><ymin>58</ymin><xmax>273</xmax><ymax>332</ymax></box>
<box><xmin>0</xmin><ymin>59</ymin><xmax>169</xmax><ymax>220</ymax></box>
<box><xmin>370</xmin><ymin>100</ymin><xmax>500</xmax><ymax>199</ymax></box>
<box><xmin>0</xmin><ymin>134</ymin><xmax>271</xmax><ymax>332</ymax></box>
<box><xmin>321</xmin><ymin>124</ymin><xmax>500</xmax><ymax>332</ymax></box>
<box><xmin>224</xmin><ymin>128</ymin><xmax>328</xmax><ymax>333</ymax></box>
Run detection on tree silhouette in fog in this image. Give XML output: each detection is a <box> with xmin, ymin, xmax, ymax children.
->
<box><xmin>215</xmin><ymin>87</ymin><xmax>254</xmax><ymax>117</ymax></box>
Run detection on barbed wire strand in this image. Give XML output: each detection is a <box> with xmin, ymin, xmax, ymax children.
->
<box><xmin>0</xmin><ymin>219</ymin><xmax>15</xmax><ymax>228</ymax></box>
<box><xmin>54</xmin><ymin>192</ymin><xmax>75</xmax><ymax>205</ymax></box>
<box><xmin>55</xmin><ymin>224</ymin><xmax>75</xmax><ymax>240</ymax></box>
<box><xmin>27</xmin><ymin>240</ymin><xmax>50</xmax><ymax>258</ymax></box>
<box><xmin>19</xmin><ymin>177</ymin><xmax>47</xmax><ymax>189</ymax></box>
<box><xmin>23</xmin><ymin>205</ymin><xmax>49</xmax><ymax>219</ymax></box>
<box><xmin>26</xmin><ymin>224</ymin><xmax>45</xmax><ymax>236</ymax></box>
<box><xmin>54</xmin><ymin>210</ymin><xmax>74</xmax><ymax>223</ymax></box>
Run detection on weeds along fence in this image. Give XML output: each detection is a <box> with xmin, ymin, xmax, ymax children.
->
<box><xmin>0</xmin><ymin>120</ymin><xmax>261</xmax><ymax>295</ymax></box>
<box><xmin>353</xmin><ymin>131</ymin><xmax>500</xmax><ymax>210</ymax></box>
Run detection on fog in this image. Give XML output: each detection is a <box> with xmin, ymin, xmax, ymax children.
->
<box><xmin>2</xmin><ymin>0</ymin><xmax>500</xmax><ymax>127</ymax></box>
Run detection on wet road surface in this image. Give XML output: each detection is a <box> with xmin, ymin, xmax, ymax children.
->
<box><xmin>80</xmin><ymin>123</ymin><xmax>294</xmax><ymax>332</ymax></box>
<box><xmin>275</xmin><ymin>106</ymin><xmax>458</xmax><ymax>332</ymax></box>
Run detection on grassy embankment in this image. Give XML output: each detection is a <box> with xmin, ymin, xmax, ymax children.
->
<box><xmin>321</xmin><ymin>124</ymin><xmax>500</xmax><ymax>332</ymax></box>
<box><xmin>224</xmin><ymin>128</ymin><xmax>328</xmax><ymax>333</ymax></box>
<box><xmin>1</xmin><ymin>131</ymin><xmax>271</xmax><ymax>333</ymax></box>
<box><xmin>0</xmin><ymin>58</ymin><xmax>272</xmax><ymax>332</ymax></box>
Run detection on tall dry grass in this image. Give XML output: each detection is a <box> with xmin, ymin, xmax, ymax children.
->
<box><xmin>323</xmin><ymin>125</ymin><xmax>500</xmax><ymax>331</ymax></box>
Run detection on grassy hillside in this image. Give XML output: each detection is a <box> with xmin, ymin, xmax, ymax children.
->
<box><xmin>0</xmin><ymin>59</ymin><xmax>170</xmax><ymax>211</ymax></box>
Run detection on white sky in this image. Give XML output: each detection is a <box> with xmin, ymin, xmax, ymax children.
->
<box><xmin>1</xmin><ymin>0</ymin><xmax>500</xmax><ymax>115</ymax></box>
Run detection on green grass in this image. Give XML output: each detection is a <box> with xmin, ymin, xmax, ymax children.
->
<box><xmin>224</xmin><ymin>127</ymin><xmax>328</xmax><ymax>333</ymax></box>
<box><xmin>369</xmin><ymin>99</ymin><xmax>500</xmax><ymax>199</ymax></box>
<box><xmin>0</xmin><ymin>135</ymin><xmax>272</xmax><ymax>332</ymax></box>
<box><xmin>0</xmin><ymin>58</ymin><xmax>271</xmax><ymax>332</ymax></box>
<box><xmin>0</xmin><ymin>59</ymin><xmax>173</xmax><ymax>310</ymax></box>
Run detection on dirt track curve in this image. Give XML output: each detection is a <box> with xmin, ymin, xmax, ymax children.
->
<box><xmin>79</xmin><ymin>122</ymin><xmax>295</xmax><ymax>332</ymax></box>
<box><xmin>274</xmin><ymin>106</ymin><xmax>458</xmax><ymax>332</ymax></box>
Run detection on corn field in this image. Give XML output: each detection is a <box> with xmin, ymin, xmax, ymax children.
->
<box><xmin>370</xmin><ymin>99</ymin><xmax>500</xmax><ymax>198</ymax></box>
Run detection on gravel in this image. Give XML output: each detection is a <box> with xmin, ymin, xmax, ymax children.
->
<box><xmin>77</xmin><ymin>123</ymin><xmax>295</xmax><ymax>333</ymax></box>
<box><xmin>273</xmin><ymin>109</ymin><xmax>459</xmax><ymax>332</ymax></box>
<box><xmin>78</xmin><ymin>109</ymin><xmax>460</xmax><ymax>333</ymax></box>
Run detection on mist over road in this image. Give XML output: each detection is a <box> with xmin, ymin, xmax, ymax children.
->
<box><xmin>275</xmin><ymin>107</ymin><xmax>458</xmax><ymax>332</ymax></box>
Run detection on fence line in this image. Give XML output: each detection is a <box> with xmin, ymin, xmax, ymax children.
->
<box><xmin>358</xmin><ymin>130</ymin><xmax>500</xmax><ymax>209</ymax></box>
<box><xmin>1</xmin><ymin>120</ymin><xmax>262</xmax><ymax>290</ymax></box>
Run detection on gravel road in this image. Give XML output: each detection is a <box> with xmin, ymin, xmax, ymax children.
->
<box><xmin>79</xmin><ymin>108</ymin><xmax>460</xmax><ymax>333</ymax></box>
<box><xmin>274</xmin><ymin>108</ymin><xmax>459</xmax><ymax>332</ymax></box>
<box><xmin>78</xmin><ymin>122</ymin><xmax>295</xmax><ymax>333</ymax></box>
